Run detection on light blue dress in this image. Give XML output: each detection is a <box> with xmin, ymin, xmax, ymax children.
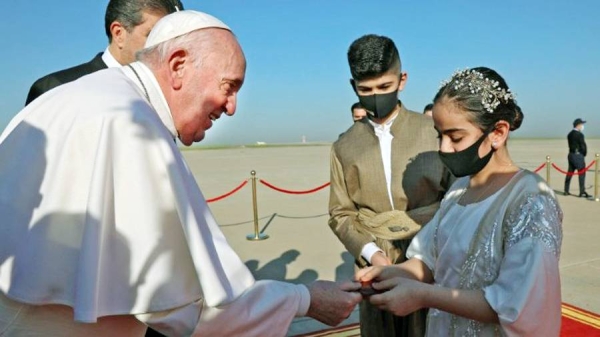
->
<box><xmin>407</xmin><ymin>170</ymin><xmax>562</xmax><ymax>336</ymax></box>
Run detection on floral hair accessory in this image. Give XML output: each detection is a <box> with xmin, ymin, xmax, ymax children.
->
<box><xmin>440</xmin><ymin>68</ymin><xmax>515</xmax><ymax>113</ymax></box>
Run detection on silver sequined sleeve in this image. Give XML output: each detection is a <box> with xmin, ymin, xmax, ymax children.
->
<box><xmin>483</xmin><ymin>192</ymin><xmax>563</xmax><ymax>336</ymax></box>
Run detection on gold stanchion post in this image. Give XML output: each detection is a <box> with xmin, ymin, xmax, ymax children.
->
<box><xmin>247</xmin><ymin>170</ymin><xmax>269</xmax><ymax>241</ymax></box>
<box><xmin>546</xmin><ymin>155</ymin><xmax>551</xmax><ymax>184</ymax></box>
<box><xmin>595</xmin><ymin>154</ymin><xmax>599</xmax><ymax>202</ymax></box>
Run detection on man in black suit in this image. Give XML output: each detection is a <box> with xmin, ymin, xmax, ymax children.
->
<box><xmin>25</xmin><ymin>0</ymin><xmax>184</xmax><ymax>105</ymax></box>
<box><xmin>564</xmin><ymin>118</ymin><xmax>589</xmax><ymax>197</ymax></box>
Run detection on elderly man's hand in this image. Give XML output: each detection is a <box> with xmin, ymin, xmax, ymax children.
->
<box><xmin>305</xmin><ymin>281</ymin><xmax>362</xmax><ymax>326</ymax></box>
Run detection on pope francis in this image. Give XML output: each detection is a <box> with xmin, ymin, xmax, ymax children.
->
<box><xmin>0</xmin><ymin>10</ymin><xmax>361</xmax><ymax>337</ymax></box>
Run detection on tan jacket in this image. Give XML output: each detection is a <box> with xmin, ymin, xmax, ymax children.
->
<box><xmin>329</xmin><ymin>103</ymin><xmax>451</xmax><ymax>266</ymax></box>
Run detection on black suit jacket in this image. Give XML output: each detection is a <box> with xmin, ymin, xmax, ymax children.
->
<box><xmin>567</xmin><ymin>129</ymin><xmax>587</xmax><ymax>156</ymax></box>
<box><xmin>25</xmin><ymin>52</ymin><xmax>108</xmax><ymax>106</ymax></box>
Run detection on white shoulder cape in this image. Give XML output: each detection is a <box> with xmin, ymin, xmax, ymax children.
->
<box><xmin>0</xmin><ymin>64</ymin><xmax>254</xmax><ymax>323</ymax></box>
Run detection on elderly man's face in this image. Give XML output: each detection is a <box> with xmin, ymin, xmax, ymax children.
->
<box><xmin>175</xmin><ymin>30</ymin><xmax>246</xmax><ymax>145</ymax></box>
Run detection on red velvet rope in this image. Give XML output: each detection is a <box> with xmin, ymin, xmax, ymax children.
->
<box><xmin>206</xmin><ymin>180</ymin><xmax>248</xmax><ymax>203</ymax></box>
<box><xmin>259</xmin><ymin>179</ymin><xmax>330</xmax><ymax>195</ymax></box>
<box><xmin>533</xmin><ymin>163</ymin><xmax>546</xmax><ymax>173</ymax></box>
<box><xmin>551</xmin><ymin>160</ymin><xmax>597</xmax><ymax>176</ymax></box>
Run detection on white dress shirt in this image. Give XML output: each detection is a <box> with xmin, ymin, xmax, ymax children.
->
<box><xmin>101</xmin><ymin>47</ymin><xmax>122</xmax><ymax>68</ymax></box>
<box><xmin>360</xmin><ymin>112</ymin><xmax>399</xmax><ymax>263</ymax></box>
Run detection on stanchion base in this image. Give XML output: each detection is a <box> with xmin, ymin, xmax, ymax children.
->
<box><xmin>595</xmin><ymin>198</ymin><xmax>600</xmax><ymax>202</ymax></box>
<box><xmin>246</xmin><ymin>233</ymin><xmax>269</xmax><ymax>241</ymax></box>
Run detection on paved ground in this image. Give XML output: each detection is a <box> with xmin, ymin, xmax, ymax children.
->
<box><xmin>183</xmin><ymin>138</ymin><xmax>600</xmax><ymax>336</ymax></box>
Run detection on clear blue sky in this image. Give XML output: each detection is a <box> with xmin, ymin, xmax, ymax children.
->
<box><xmin>1</xmin><ymin>0</ymin><xmax>598</xmax><ymax>145</ymax></box>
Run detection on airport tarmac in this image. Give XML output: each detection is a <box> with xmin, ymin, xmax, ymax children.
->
<box><xmin>183</xmin><ymin>138</ymin><xmax>600</xmax><ymax>335</ymax></box>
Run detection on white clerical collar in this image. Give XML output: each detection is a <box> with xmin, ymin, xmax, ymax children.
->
<box><xmin>123</xmin><ymin>62</ymin><xmax>178</xmax><ymax>139</ymax></box>
<box><xmin>101</xmin><ymin>47</ymin><xmax>122</xmax><ymax>68</ymax></box>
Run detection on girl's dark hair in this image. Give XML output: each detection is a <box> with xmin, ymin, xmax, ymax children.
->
<box><xmin>433</xmin><ymin>67</ymin><xmax>523</xmax><ymax>132</ymax></box>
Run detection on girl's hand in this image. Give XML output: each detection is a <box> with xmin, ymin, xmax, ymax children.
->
<box><xmin>355</xmin><ymin>264</ymin><xmax>404</xmax><ymax>283</ymax></box>
<box><xmin>368</xmin><ymin>277</ymin><xmax>428</xmax><ymax>317</ymax></box>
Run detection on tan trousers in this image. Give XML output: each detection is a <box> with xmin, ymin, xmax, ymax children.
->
<box><xmin>357</xmin><ymin>239</ymin><xmax>427</xmax><ymax>337</ymax></box>
<box><xmin>359</xmin><ymin>300</ymin><xmax>427</xmax><ymax>337</ymax></box>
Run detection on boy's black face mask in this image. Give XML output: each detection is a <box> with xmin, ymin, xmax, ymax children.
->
<box><xmin>357</xmin><ymin>90</ymin><xmax>399</xmax><ymax>120</ymax></box>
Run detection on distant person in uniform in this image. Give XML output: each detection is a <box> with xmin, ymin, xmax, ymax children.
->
<box><xmin>351</xmin><ymin>102</ymin><xmax>367</xmax><ymax>122</ymax></box>
<box><xmin>25</xmin><ymin>0</ymin><xmax>183</xmax><ymax>106</ymax></box>
<box><xmin>423</xmin><ymin>103</ymin><xmax>433</xmax><ymax>117</ymax></box>
<box><xmin>564</xmin><ymin>118</ymin><xmax>590</xmax><ymax>198</ymax></box>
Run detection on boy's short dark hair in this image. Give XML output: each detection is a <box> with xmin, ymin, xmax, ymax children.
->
<box><xmin>347</xmin><ymin>34</ymin><xmax>401</xmax><ymax>81</ymax></box>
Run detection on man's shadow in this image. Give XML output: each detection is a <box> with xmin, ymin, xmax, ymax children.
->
<box><xmin>0</xmin><ymin>122</ymin><xmax>139</xmax><ymax>318</ymax></box>
<box><xmin>402</xmin><ymin>150</ymin><xmax>451</xmax><ymax>211</ymax></box>
<box><xmin>245</xmin><ymin>249</ymin><xmax>318</xmax><ymax>285</ymax></box>
<box><xmin>335</xmin><ymin>252</ymin><xmax>356</xmax><ymax>283</ymax></box>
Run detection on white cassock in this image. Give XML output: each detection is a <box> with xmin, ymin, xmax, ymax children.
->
<box><xmin>0</xmin><ymin>63</ymin><xmax>309</xmax><ymax>337</ymax></box>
